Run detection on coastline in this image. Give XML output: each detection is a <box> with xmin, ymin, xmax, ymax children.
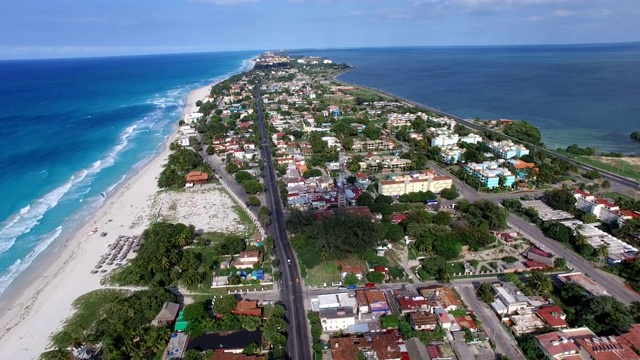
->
<box><xmin>0</xmin><ymin>84</ymin><xmax>213</xmax><ymax>359</ymax></box>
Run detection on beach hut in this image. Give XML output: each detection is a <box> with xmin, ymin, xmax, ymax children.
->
<box><xmin>152</xmin><ymin>302</ymin><xmax>180</xmax><ymax>326</ymax></box>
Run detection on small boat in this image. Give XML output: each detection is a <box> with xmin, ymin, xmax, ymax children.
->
<box><xmin>100</xmin><ymin>192</ymin><xmax>106</xmax><ymax>199</ymax></box>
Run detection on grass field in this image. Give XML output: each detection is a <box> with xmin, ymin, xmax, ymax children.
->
<box><xmin>306</xmin><ymin>260</ymin><xmax>343</xmax><ymax>287</ymax></box>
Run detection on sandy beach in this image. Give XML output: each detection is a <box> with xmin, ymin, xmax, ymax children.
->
<box><xmin>0</xmin><ymin>84</ymin><xmax>220</xmax><ymax>359</ymax></box>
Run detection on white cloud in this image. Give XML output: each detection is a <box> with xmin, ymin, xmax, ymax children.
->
<box><xmin>552</xmin><ymin>9</ymin><xmax>577</xmax><ymax>17</ymax></box>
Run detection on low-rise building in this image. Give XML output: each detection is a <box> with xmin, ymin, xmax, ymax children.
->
<box><xmin>231</xmin><ymin>250</ymin><xmax>263</xmax><ymax>269</ymax></box>
<box><xmin>536</xmin><ymin>305</ymin><xmax>568</xmax><ymax>329</ymax></box>
<box><xmin>490</xmin><ymin>282</ymin><xmax>531</xmax><ymax>316</ymax></box>
<box><xmin>378</xmin><ymin>170</ymin><xmax>452</xmax><ymax>196</ymax></box>
<box><xmin>409</xmin><ymin>312</ymin><xmax>437</xmax><ymax>331</ymax></box>
<box><xmin>320</xmin><ymin>307</ymin><xmax>356</xmax><ymax>332</ymax></box>
<box><xmin>557</xmin><ymin>272</ymin><xmax>609</xmax><ymax>297</ymax></box>
<box><xmin>355</xmin><ymin>289</ymin><xmax>391</xmax><ymax>315</ymax></box>
<box><xmin>536</xmin><ymin>327</ymin><xmax>595</xmax><ymax>360</ymax></box>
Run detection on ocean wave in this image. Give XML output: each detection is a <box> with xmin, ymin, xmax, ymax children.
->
<box><xmin>0</xmin><ymin>226</ymin><xmax>63</xmax><ymax>295</ymax></box>
<box><xmin>0</xmin><ymin>172</ymin><xmax>84</xmax><ymax>255</ymax></box>
<box><xmin>0</xmin><ymin>120</ymin><xmax>141</xmax><ymax>255</ymax></box>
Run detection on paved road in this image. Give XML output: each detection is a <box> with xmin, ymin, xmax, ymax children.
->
<box><xmin>507</xmin><ymin>214</ymin><xmax>639</xmax><ymax>304</ymax></box>
<box><xmin>457</xmin><ymin>285</ymin><xmax>525</xmax><ymax>360</ymax></box>
<box><xmin>254</xmin><ymin>86</ymin><xmax>311</xmax><ymax>360</ymax></box>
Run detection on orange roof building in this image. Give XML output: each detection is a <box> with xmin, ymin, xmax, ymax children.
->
<box><xmin>232</xmin><ymin>299</ymin><xmax>262</xmax><ymax>317</ymax></box>
<box><xmin>186</xmin><ymin>171</ymin><xmax>209</xmax><ymax>185</ymax></box>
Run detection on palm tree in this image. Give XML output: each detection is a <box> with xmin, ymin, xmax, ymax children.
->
<box><xmin>574</xmin><ymin>233</ymin><xmax>588</xmax><ymax>248</ymax></box>
<box><xmin>39</xmin><ymin>348</ymin><xmax>72</xmax><ymax>360</ymax></box>
<box><xmin>632</xmin><ymin>258</ymin><xmax>640</xmax><ymax>274</ymax></box>
<box><xmin>526</xmin><ymin>270</ymin><xmax>553</xmax><ymax>294</ymax></box>
<box><xmin>148</xmin><ymin>262</ymin><xmax>159</xmax><ymax>275</ymax></box>
<box><xmin>601</xmin><ymin>179</ymin><xmax>611</xmax><ymax>189</ymax></box>
<box><xmin>596</xmin><ymin>245</ymin><xmax>609</xmax><ymax>265</ymax></box>
<box><xmin>440</xmin><ymin>267</ymin><xmax>453</xmax><ymax>284</ymax></box>
<box><xmin>160</xmin><ymin>257</ymin><xmax>170</xmax><ymax>270</ymax></box>
<box><xmin>176</xmin><ymin>232</ymin><xmax>192</xmax><ymax>247</ymax></box>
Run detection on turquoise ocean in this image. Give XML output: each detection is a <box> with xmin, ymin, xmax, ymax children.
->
<box><xmin>0</xmin><ymin>51</ymin><xmax>257</xmax><ymax>297</ymax></box>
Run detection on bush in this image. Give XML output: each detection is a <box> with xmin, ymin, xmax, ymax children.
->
<box><xmin>235</xmin><ymin>170</ymin><xmax>253</xmax><ymax>183</ymax></box>
<box><xmin>247</xmin><ymin>195</ymin><xmax>260</xmax><ymax>207</ymax></box>
<box><xmin>366</xmin><ymin>271</ymin><xmax>386</xmax><ymax>284</ymax></box>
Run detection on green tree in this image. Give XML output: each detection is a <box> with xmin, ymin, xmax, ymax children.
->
<box><xmin>343</xmin><ymin>272</ymin><xmax>359</xmax><ymax>286</ymax></box>
<box><xmin>596</xmin><ymin>244</ymin><xmax>609</xmax><ymax>265</ymax></box>
<box><xmin>385</xmin><ymin>223</ymin><xmax>405</xmax><ymax>242</ymax></box>
<box><xmin>432</xmin><ymin>211</ymin><xmax>452</xmax><ymax>226</ymax></box>
<box><xmin>553</xmin><ymin>257</ymin><xmax>567</xmax><ymax>269</ymax></box>
<box><xmin>213</xmin><ymin>295</ymin><xmax>238</xmax><ymax>314</ymax></box>
<box><xmin>241</xmin><ymin>179</ymin><xmax>263</xmax><ymax>194</ymax></box>
<box><xmin>478</xmin><ymin>282</ymin><xmax>495</xmax><ymax>304</ymax></box>
<box><xmin>366</xmin><ymin>271</ymin><xmax>386</xmax><ymax>284</ymax></box>
<box><xmin>525</xmin><ymin>270</ymin><xmax>553</xmax><ymax>295</ymax></box>
<box><xmin>545</xmin><ymin>188</ymin><xmax>577</xmax><ymax>212</ymax></box>
<box><xmin>577</xmin><ymin>295</ymin><xmax>633</xmax><ymax>334</ymax></box>
<box><xmin>226</xmin><ymin>163</ymin><xmax>240</xmax><ymax>173</ymax></box>
<box><xmin>235</xmin><ymin>170</ymin><xmax>253</xmax><ymax>183</ymax></box>
<box><xmin>440</xmin><ymin>185</ymin><xmax>460</xmax><ymax>200</ymax></box>
<box><xmin>247</xmin><ymin>195</ymin><xmax>261</xmax><ymax>207</ymax></box>
<box><xmin>243</xmin><ymin>342</ymin><xmax>260</xmax><ymax>355</ymax></box>
<box><xmin>356</xmin><ymin>192</ymin><xmax>374</xmax><ymax>207</ymax></box>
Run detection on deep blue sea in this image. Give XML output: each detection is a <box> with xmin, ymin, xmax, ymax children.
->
<box><xmin>0</xmin><ymin>51</ymin><xmax>257</xmax><ymax>296</ymax></box>
<box><xmin>297</xmin><ymin>43</ymin><xmax>640</xmax><ymax>154</ymax></box>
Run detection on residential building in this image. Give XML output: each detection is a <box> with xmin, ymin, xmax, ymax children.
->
<box><xmin>231</xmin><ymin>299</ymin><xmax>262</xmax><ymax>317</ymax></box>
<box><xmin>525</xmin><ymin>246</ymin><xmax>554</xmax><ymax>267</ymax></box>
<box><xmin>355</xmin><ymin>289</ymin><xmax>391</xmax><ymax>315</ymax></box>
<box><xmin>434</xmin><ymin>308</ymin><xmax>460</xmax><ymax>331</ymax></box>
<box><xmin>314</xmin><ymin>293</ymin><xmax>358</xmax><ymax>313</ymax></box>
<box><xmin>575</xmin><ymin>336</ymin><xmax>640</xmax><ymax>360</ymax></box>
<box><xmin>394</xmin><ymin>293</ymin><xmax>432</xmax><ymax>314</ymax></box>
<box><xmin>371</xmin><ymin>333</ymin><xmax>402</xmax><ymax>360</ymax></box>
<box><xmin>490</xmin><ymin>282</ymin><xmax>531</xmax><ymax>316</ymax></box>
<box><xmin>338</xmin><ymin>262</ymin><xmax>364</xmax><ymax>280</ymax></box>
<box><xmin>430</xmin><ymin>132</ymin><xmax>460</xmax><ymax>147</ymax></box>
<box><xmin>409</xmin><ymin>312</ymin><xmax>437</xmax><ymax>331</ymax></box>
<box><xmin>441</xmin><ymin>146</ymin><xmax>465</xmax><ymax>165</ymax></box>
<box><xmin>185</xmin><ymin>171</ymin><xmax>209</xmax><ymax>187</ymax></box>
<box><xmin>231</xmin><ymin>250</ymin><xmax>263</xmax><ymax>269</ymax></box>
<box><xmin>489</xmin><ymin>140</ymin><xmax>530</xmax><ymax>159</ymax></box>
<box><xmin>320</xmin><ymin>307</ymin><xmax>356</xmax><ymax>332</ymax></box>
<box><xmin>536</xmin><ymin>305</ymin><xmax>568</xmax><ymax>329</ymax></box>
<box><xmin>557</xmin><ymin>272</ymin><xmax>609</xmax><ymax>297</ymax></box>
<box><xmin>405</xmin><ymin>338</ymin><xmax>430</xmax><ymax>360</ymax></box>
<box><xmin>536</xmin><ymin>327</ymin><xmax>595</xmax><ymax>360</ymax></box>
<box><xmin>378</xmin><ymin>170</ymin><xmax>453</xmax><ymax>196</ymax></box>
<box><xmin>329</xmin><ymin>336</ymin><xmax>369</xmax><ymax>360</ymax></box>
<box><xmin>418</xmin><ymin>285</ymin><xmax>459</xmax><ymax>311</ymax></box>
<box><xmin>464</xmin><ymin>161</ymin><xmax>516</xmax><ymax>188</ymax></box>
<box><xmin>509</xmin><ymin>313</ymin><xmax>546</xmax><ymax>335</ymax></box>
<box><xmin>459</xmin><ymin>133</ymin><xmax>483</xmax><ymax>144</ymax></box>
<box><xmin>510</xmin><ymin>159</ymin><xmax>538</xmax><ymax>179</ymax></box>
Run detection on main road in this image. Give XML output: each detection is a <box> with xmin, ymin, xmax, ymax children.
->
<box><xmin>254</xmin><ymin>85</ymin><xmax>311</xmax><ymax>360</ymax></box>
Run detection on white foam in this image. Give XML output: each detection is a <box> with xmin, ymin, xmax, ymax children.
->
<box><xmin>0</xmin><ymin>226</ymin><xmax>63</xmax><ymax>295</ymax></box>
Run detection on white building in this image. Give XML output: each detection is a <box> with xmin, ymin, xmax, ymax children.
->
<box><xmin>319</xmin><ymin>307</ymin><xmax>355</xmax><ymax>332</ymax></box>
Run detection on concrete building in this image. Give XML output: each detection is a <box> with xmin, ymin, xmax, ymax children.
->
<box><xmin>536</xmin><ymin>327</ymin><xmax>595</xmax><ymax>360</ymax></box>
<box><xmin>409</xmin><ymin>312</ymin><xmax>437</xmax><ymax>331</ymax></box>
<box><xmin>441</xmin><ymin>147</ymin><xmax>465</xmax><ymax>165</ymax></box>
<box><xmin>490</xmin><ymin>282</ymin><xmax>532</xmax><ymax>316</ymax></box>
<box><xmin>378</xmin><ymin>170</ymin><xmax>452</xmax><ymax>196</ymax></box>
<box><xmin>464</xmin><ymin>161</ymin><xmax>516</xmax><ymax>188</ymax></box>
<box><xmin>557</xmin><ymin>272</ymin><xmax>609</xmax><ymax>297</ymax></box>
<box><xmin>320</xmin><ymin>307</ymin><xmax>356</xmax><ymax>332</ymax></box>
<box><xmin>489</xmin><ymin>140</ymin><xmax>530</xmax><ymax>159</ymax></box>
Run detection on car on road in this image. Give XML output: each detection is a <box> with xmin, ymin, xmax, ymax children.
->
<box><xmin>365</xmin><ymin>283</ymin><xmax>376</xmax><ymax>288</ymax></box>
<box><xmin>287</xmin><ymin>258</ymin><xmax>291</xmax><ymax>265</ymax></box>
<box><xmin>337</xmin><ymin>285</ymin><xmax>346</xmax><ymax>289</ymax></box>
<box><xmin>296</xmin><ymin>278</ymin><xmax>299</xmax><ymax>283</ymax></box>
<box><xmin>347</xmin><ymin>285</ymin><xmax>357</xmax><ymax>289</ymax></box>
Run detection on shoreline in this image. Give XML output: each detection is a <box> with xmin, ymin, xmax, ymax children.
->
<box><xmin>0</xmin><ymin>83</ymin><xmax>215</xmax><ymax>359</ymax></box>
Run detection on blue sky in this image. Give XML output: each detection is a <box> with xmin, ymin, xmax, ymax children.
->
<box><xmin>1</xmin><ymin>0</ymin><xmax>639</xmax><ymax>59</ymax></box>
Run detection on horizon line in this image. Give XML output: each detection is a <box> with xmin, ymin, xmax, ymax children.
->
<box><xmin>2</xmin><ymin>40</ymin><xmax>639</xmax><ymax>61</ymax></box>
